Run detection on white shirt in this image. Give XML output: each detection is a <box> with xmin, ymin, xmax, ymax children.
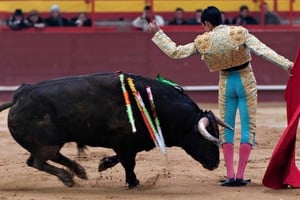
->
<box><xmin>132</xmin><ymin>15</ymin><xmax>164</xmax><ymax>31</ymax></box>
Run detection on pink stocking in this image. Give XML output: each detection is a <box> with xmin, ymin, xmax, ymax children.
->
<box><xmin>222</xmin><ymin>143</ymin><xmax>235</xmax><ymax>179</ymax></box>
<box><xmin>236</xmin><ymin>143</ymin><xmax>252</xmax><ymax>179</ymax></box>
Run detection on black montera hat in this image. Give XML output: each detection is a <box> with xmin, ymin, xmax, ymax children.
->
<box><xmin>201</xmin><ymin>6</ymin><xmax>222</xmax><ymax>26</ymax></box>
<box><xmin>14</xmin><ymin>9</ymin><xmax>23</xmax><ymax>16</ymax></box>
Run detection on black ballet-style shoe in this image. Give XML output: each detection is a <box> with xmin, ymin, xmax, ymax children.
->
<box><xmin>220</xmin><ymin>178</ymin><xmax>236</xmax><ymax>187</ymax></box>
<box><xmin>235</xmin><ymin>178</ymin><xmax>251</xmax><ymax>186</ymax></box>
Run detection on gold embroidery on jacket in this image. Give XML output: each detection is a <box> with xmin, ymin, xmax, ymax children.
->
<box><xmin>194</xmin><ymin>25</ymin><xmax>251</xmax><ymax>72</ymax></box>
<box><xmin>151</xmin><ymin>25</ymin><xmax>293</xmax><ymax>71</ymax></box>
<box><xmin>229</xmin><ymin>26</ymin><xmax>247</xmax><ymax>46</ymax></box>
<box><xmin>194</xmin><ymin>32</ymin><xmax>211</xmax><ymax>54</ymax></box>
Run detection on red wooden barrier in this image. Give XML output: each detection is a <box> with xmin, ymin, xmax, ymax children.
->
<box><xmin>0</xmin><ymin>30</ymin><xmax>299</xmax><ymax>102</ymax></box>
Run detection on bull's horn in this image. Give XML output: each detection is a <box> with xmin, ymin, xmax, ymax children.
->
<box><xmin>198</xmin><ymin>117</ymin><xmax>220</xmax><ymax>144</ymax></box>
<box><xmin>214</xmin><ymin>115</ymin><xmax>234</xmax><ymax>131</ymax></box>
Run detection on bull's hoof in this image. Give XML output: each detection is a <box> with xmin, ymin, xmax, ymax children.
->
<box><xmin>76</xmin><ymin>171</ymin><xmax>88</xmax><ymax>180</ymax></box>
<box><xmin>128</xmin><ymin>179</ymin><xmax>140</xmax><ymax>189</ymax></box>
<box><xmin>58</xmin><ymin>170</ymin><xmax>75</xmax><ymax>187</ymax></box>
<box><xmin>98</xmin><ymin>156</ymin><xmax>119</xmax><ymax>172</ymax></box>
<box><xmin>74</xmin><ymin>164</ymin><xmax>88</xmax><ymax>180</ymax></box>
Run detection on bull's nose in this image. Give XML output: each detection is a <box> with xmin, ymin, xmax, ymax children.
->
<box><xmin>211</xmin><ymin>164</ymin><xmax>219</xmax><ymax>170</ymax></box>
<box><xmin>203</xmin><ymin>162</ymin><xmax>219</xmax><ymax>170</ymax></box>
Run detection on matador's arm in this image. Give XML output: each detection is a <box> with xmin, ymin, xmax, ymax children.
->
<box><xmin>245</xmin><ymin>34</ymin><xmax>293</xmax><ymax>70</ymax></box>
<box><xmin>151</xmin><ymin>30</ymin><xmax>198</xmax><ymax>59</ymax></box>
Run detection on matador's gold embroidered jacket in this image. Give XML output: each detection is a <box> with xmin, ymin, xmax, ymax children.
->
<box><xmin>152</xmin><ymin>25</ymin><xmax>293</xmax><ymax>71</ymax></box>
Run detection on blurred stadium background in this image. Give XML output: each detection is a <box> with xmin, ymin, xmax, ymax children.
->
<box><xmin>1</xmin><ymin>0</ymin><xmax>300</xmax><ymax>25</ymax></box>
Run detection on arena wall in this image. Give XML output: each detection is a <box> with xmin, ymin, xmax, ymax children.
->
<box><xmin>0</xmin><ymin>29</ymin><xmax>299</xmax><ymax>103</ymax></box>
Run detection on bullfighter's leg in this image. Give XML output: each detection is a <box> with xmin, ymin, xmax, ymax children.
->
<box><xmin>219</xmin><ymin>70</ymin><xmax>238</xmax><ymax>186</ymax></box>
<box><xmin>117</xmin><ymin>152</ymin><xmax>139</xmax><ymax>188</ymax></box>
<box><xmin>27</xmin><ymin>154</ymin><xmax>75</xmax><ymax>187</ymax></box>
<box><xmin>235</xmin><ymin>66</ymin><xmax>257</xmax><ymax>186</ymax></box>
<box><xmin>98</xmin><ymin>155</ymin><xmax>119</xmax><ymax>172</ymax></box>
<box><xmin>51</xmin><ymin>152</ymin><xmax>88</xmax><ymax>180</ymax></box>
<box><xmin>219</xmin><ymin>66</ymin><xmax>256</xmax><ymax>187</ymax></box>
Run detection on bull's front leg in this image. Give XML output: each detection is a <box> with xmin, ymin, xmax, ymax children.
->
<box><xmin>118</xmin><ymin>152</ymin><xmax>139</xmax><ymax>188</ymax></box>
<box><xmin>98</xmin><ymin>155</ymin><xmax>119</xmax><ymax>172</ymax></box>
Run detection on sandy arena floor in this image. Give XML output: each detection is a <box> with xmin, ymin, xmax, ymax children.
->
<box><xmin>0</xmin><ymin>102</ymin><xmax>300</xmax><ymax>200</ymax></box>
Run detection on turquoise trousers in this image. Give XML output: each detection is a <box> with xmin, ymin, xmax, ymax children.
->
<box><xmin>218</xmin><ymin>64</ymin><xmax>257</xmax><ymax>146</ymax></box>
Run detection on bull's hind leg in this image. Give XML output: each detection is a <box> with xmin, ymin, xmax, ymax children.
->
<box><xmin>52</xmin><ymin>152</ymin><xmax>87</xmax><ymax>180</ymax></box>
<box><xmin>27</xmin><ymin>154</ymin><xmax>75</xmax><ymax>187</ymax></box>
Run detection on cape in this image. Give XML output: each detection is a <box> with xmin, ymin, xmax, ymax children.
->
<box><xmin>262</xmin><ymin>48</ymin><xmax>300</xmax><ymax>189</ymax></box>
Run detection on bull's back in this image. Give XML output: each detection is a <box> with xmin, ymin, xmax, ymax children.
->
<box><xmin>7</xmin><ymin>72</ymin><xmax>198</xmax><ymax>149</ymax></box>
<box><xmin>7</xmin><ymin>74</ymin><xmax>117</xmax><ymax>144</ymax></box>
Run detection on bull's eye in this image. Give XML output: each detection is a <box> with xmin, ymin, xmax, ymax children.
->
<box><xmin>207</xmin><ymin>123</ymin><xmax>219</xmax><ymax>138</ymax></box>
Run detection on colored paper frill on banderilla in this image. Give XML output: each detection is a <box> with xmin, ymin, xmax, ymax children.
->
<box><xmin>119</xmin><ymin>73</ymin><xmax>136</xmax><ymax>133</ymax></box>
<box><xmin>127</xmin><ymin>77</ymin><xmax>166</xmax><ymax>155</ymax></box>
<box><xmin>156</xmin><ymin>74</ymin><xmax>183</xmax><ymax>92</ymax></box>
<box><xmin>262</xmin><ymin>48</ymin><xmax>300</xmax><ymax>189</ymax></box>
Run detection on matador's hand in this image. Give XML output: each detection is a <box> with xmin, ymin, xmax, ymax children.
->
<box><xmin>288</xmin><ymin>65</ymin><xmax>294</xmax><ymax>77</ymax></box>
<box><xmin>148</xmin><ymin>22</ymin><xmax>161</xmax><ymax>34</ymax></box>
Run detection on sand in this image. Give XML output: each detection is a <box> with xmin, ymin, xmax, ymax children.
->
<box><xmin>0</xmin><ymin>102</ymin><xmax>300</xmax><ymax>200</ymax></box>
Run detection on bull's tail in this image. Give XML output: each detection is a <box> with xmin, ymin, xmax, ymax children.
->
<box><xmin>0</xmin><ymin>83</ymin><xmax>31</xmax><ymax>112</ymax></box>
<box><xmin>0</xmin><ymin>101</ymin><xmax>14</xmax><ymax>112</ymax></box>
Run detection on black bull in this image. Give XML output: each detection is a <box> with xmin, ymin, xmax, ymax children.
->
<box><xmin>0</xmin><ymin>72</ymin><xmax>231</xmax><ymax>188</ymax></box>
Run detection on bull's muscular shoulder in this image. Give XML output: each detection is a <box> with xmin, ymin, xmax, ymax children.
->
<box><xmin>228</xmin><ymin>26</ymin><xmax>248</xmax><ymax>46</ymax></box>
<box><xmin>194</xmin><ymin>32</ymin><xmax>211</xmax><ymax>54</ymax></box>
